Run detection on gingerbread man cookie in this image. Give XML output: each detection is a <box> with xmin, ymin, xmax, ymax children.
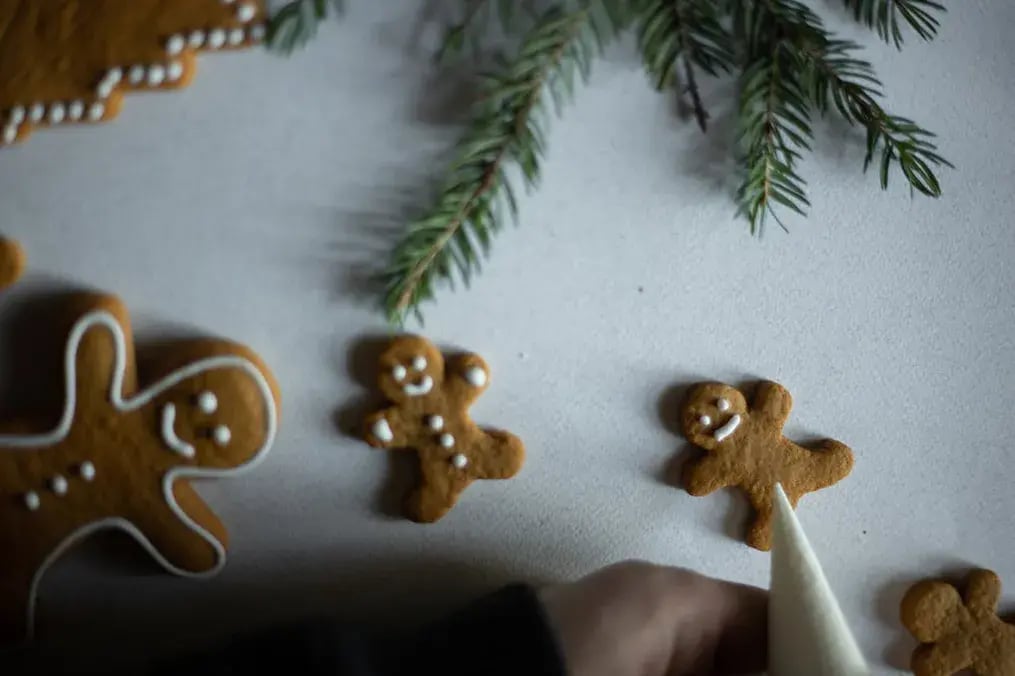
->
<box><xmin>363</xmin><ymin>335</ymin><xmax>524</xmax><ymax>523</ymax></box>
<box><xmin>680</xmin><ymin>381</ymin><xmax>853</xmax><ymax>550</ymax></box>
<box><xmin>0</xmin><ymin>291</ymin><xmax>280</xmax><ymax>643</ymax></box>
<box><xmin>0</xmin><ymin>238</ymin><xmax>25</xmax><ymax>290</ymax></box>
<box><xmin>0</xmin><ymin>0</ymin><xmax>267</xmax><ymax>146</ymax></box>
<box><xmin>901</xmin><ymin>569</ymin><xmax>1015</xmax><ymax>676</ymax></box>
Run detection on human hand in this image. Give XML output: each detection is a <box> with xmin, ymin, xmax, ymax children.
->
<box><xmin>539</xmin><ymin>560</ymin><xmax>767</xmax><ymax>676</ymax></box>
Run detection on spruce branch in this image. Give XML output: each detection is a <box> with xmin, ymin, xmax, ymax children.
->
<box><xmin>841</xmin><ymin>0</ymin><xmax>944</xmax><ymax>47</ymax></box>
<box><xmin>383</xmin><ymin>7</ymin><xmax>605</xmax><ymax>324</ymax></box>
<box><xmin>267</xmin><ymin>0</ymin><xmax>343</xmax><ymax>55</ymax></box>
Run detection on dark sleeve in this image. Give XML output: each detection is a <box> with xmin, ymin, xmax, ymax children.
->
<box><xmin>148</xmin><ymin>583</ymin><xmax>566</xmax><ymax>676</ymax></box>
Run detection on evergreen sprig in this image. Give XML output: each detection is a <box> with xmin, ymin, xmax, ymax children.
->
<box><xmin>841</xmin><ymin>0</ymin><xmax>944</xmax><ymax>46</ymax></box>
<box><xmin>267</xmin><ymin>0</ymin><xmax>343</xmax><ymax>55</ymax></box>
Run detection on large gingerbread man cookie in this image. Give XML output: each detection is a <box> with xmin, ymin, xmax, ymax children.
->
<box><xmin>0</xmin><ymin>290</ymin><xmax>280</xmax><ymax>643</ymax></box>
<box><xmin>363</xmin><ymin>335</ymin><xmax>524</xmax><ymax>523</ymax></box>
<box><xmin>680</xmin><ymin>381</ymin><xmax>853</xmax><ymax>550</ymax></box>
<box><xmin>0</xmin><ymin>0</ymin><xmax>267</xmax><ymax>146</ymax></box>
<box><xmin>901</xmin><ymin>569</ymin><xmax>1015</xmax><ymax>676</ymax></box>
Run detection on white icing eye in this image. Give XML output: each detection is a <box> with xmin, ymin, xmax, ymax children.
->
<box><xmin>24</xmin><ymin>491</ymin><xmax>40</xmax><ymax>511</ymax></box>
<box><xmin>50</xmin><ymin>475</ymin><xmax>68</xmax><ymax>496</ymax></box>
<box><xmin>212</xmin><ymin>425</ymin><xmax>231</xmax><ymax>446</ymax></box>
<box><xmin>699</xmin><ymin>415</ymin><xmax>712</xmax><ymax>427</ymax></box>
<box><xmin>464</xmin><ymin>366</ymin><xmax>487</xmax><ymax>387</ymax></box>
<box><xmin>427</xmin><ymin>415</ymin><xmax>444</xmax><ymax>431</ymax></box>
<box><xmin>392</xmin><ymin>364</ymin><xmax>407</xmax><ymax>381</ymax></box>
<box><xmin>79</xmin><ymin>461</ymin><xmax>96</xmax><ymax>481</ymax></box>
<box><xmin>439</xmin><ymin>433</ymin><xmax>455</xmax><ymax>448</ymax></box>
<box><xmin>451</xmin><ymin>453</ymin><xmax>468</xmax><ymax>469</ymax></box>
<box><xmin>717</xmin><ymin>398</ymin><xmax>731</xmax><ymax>412</ymax></box>
<box><xmin>412</xmin><ymin>356</ymin><xmax>427</xmax><ymax>371</ymax></box>
<box><xmin>197</xmin><ymin>391</ymin><xmax>218</xmax><ymax>414</ymax></box>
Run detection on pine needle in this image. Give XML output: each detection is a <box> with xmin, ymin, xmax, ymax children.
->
<box><xmin>267</xmin><ymin>0</ymin><xmax>343</xmax><ymax>55</ymax></box>
<box><xmin>841</xmin><ymin>0</ymin><xmax>944</xmax><ymax>47</ymax></box>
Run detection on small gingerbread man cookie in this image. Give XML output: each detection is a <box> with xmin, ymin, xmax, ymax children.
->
<box><xmin>680</xmin><ymin>381</ymin><xmax>854</xmax><ymax>550</ymax></box>
<box><xmin>901</xmin><ymin>569</ymin><xmax>1015</xmax><ymax>676</ymax></box>
<box><xmin>363</xmin><ymin>335</ymin><xmax>524</xmax><ymax>523</ymax></box>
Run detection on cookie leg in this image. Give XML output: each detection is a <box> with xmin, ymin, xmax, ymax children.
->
<box><xmin>129</xmin><ymin>483</ymin><xmax>225</xmax><ymax>575</ymax></box>
<box><xmin>405</xmin><ymin>462</ymin><xmax>472</xmax><ymax>523</ymax></box>
<box><xmin>746</xmin><ymin>489</ymin><xmax>774</xmax><ymax>551</ymax></box>
<box><xmin>912</xmin><ymin>641</ymin><xmax>971</xmax><ymax>676</ymax></box>
<box><xmin>473</xmin><ymin>429</ymin><xmax>524</xmax><ymax>480</ymax></box>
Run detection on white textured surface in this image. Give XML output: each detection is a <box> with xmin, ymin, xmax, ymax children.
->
<box><xmin>1</xmin><ymin>2</ymin><xmax>1014</xmax><ymax>673</ymax></box>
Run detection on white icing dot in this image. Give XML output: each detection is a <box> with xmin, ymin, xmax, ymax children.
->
<box><xmin>96</xmin><ymin>80</ymin><xmax>114</xmax><ymax>99</ymax></box>
<box><xmin>439</xmin><ymin>433</ymin><xmax>455</xmax><ymax>448</ymax></box>
<box><xmin>28</xmin><ymin>103</ymin><xmax>45</xmax><ymax>123</ymax></box>
<box><xmin>197</xmin><ymin>391</ymin><xmax>218</xmax><ymax>414</ymax></box>
<box><xmin>227</xmin><ymin>27</ymin><xmax>245</xmax><ymax>46</ymax></box>
<box><xmin>412</xmin><ymin>356</ymin><xmax>427</xmax><ymax>371</ymax></box>
<box><xmin>9</xmin><ymin>105</ymin><xmax>25</xmax><ymax>124</ymax></box>
<box><xmin>87</xmin><ymin>102</ymin><xmax>105</xmax><ymax>121</ymax></box>
<box><xmin>208</xmin><ymin>29</ymin><xmax>227</xmax><ymax>49</ymax></box>
<box><xmin>372</xmin><ymin>418</ymin><xmax>394</xmax><ymax>443</ymax></box>
<box><xmin>237</xmin><ymin>2</ymin><xmax>256</xmax><ymax>22</ymax></box>
<box><xmin>212</xmin><ymin>425</ymin><xmax>231</xmax><ymax>446</ymax></box>
<box><xmin>222</xmin><ymin>0</ymin><xmax>236</xmax><ymax>4</ymax></box>
<box><xmin>24</xmin><ymin>491</ymin><xmax>40</xmax><ymax>511</ymax></box>
<box><xmin>67</xmin><ymin>100</ymin><xmax>85</xmax><ymax>120</ymax></box>
<box><xmin>128</xmin><ymin>64</ymin><xmax>146</xmax><ymax>85</ymax></box>
<box><xmin>50</xmin><ymin>475</ymin><xmax>68</xmax><ymax>496</ymax></box>
<box><xmin>105</xmin><ymin>67</ymin><xmax>123</xmax><ymax>85</ymax></box>
<box><xmin>147</xmin><ymin>65</ymin><xmax>166</xmax><ymax>86</ymax></box>
<box><xmin>188</xmin><ymin>29</ymin><xmax>207</xmax><ymax>48</ymax></box>
<box><xmin>427</xmin><ymin>415</ymin><xmax>444</xmax><ymax>431</ymax></box>
<box><xmin>451</xmin><ymin>453</ymin><xmax>468</xmax><ymax>469</ymax></box>
<box><xmin>463</xmin><ymin>366</ymin><xmax>487</xmax><ymax>387</ymax></box>
<box><xmin>699</xmin><ymin>415</ymin><xmax>712</xmax><ymax>427</ymax></box>
<box><xmin>392</xmin><ymin>364</ymin><xmax>407</xmax><ymax>381</ymax></box>
<box><xmin>248</xmin><ymin>24</ymin><xmax>266</xmax><ymax>41</ymax></box>
<box><xmin>47</xmin><ymin>102</ymin><xmax>66</xmax><ymax>124</ymax></box>
<box><xmin>79</xmin><ymin>461</ymin><xmax>96</xmax><ymax>481</ymax></box>
<box><xmin>717</xmin><ymin>398</ymin><xmax>731</xmax><ymax>412</ymax></box>
<box><xmin>166</xmin><ymin>34</ymin><xmax>185</xmax><ymax>55</ymax></box>
<box><xmin>2</xmin><ymin>125</ymin><xmax>16</xmax><ymax>144</ymax></box>
<box><xmin>167</xmin><ymin>61</ymin><xmax>184</xmax><ymax>82</ymax></box>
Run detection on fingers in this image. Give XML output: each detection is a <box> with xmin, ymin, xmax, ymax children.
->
<box><xmin>707</xmin><ymin>578</ymin><xmax>768</xmax><ymax>675</ymax></box>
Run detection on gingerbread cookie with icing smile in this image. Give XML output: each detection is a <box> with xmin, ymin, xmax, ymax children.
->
<box><xmin>363</xmin><ymin>335</ymin><xmax>524</xmax><ymax>523</ymax></box>
<box><xmin>0</xmin><ymin>0</ymin><xmax>267</xmax><ymax>146</ymax></box>
<box><xmin>0</xmin><ymin>289</ymin><xmax>280</xmax><ymax>643</ymax></box>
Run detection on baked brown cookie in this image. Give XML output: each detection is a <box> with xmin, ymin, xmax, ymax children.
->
<box><xmin>901</xmin><ymin>569</ymin><xmax>1015</xmax><ymax>676</ymax></box>
<box><xmin>0</xmin><ymin>238</ymin><xmax>25</xmax><ymax>289</ymax></box>
<box><xmin>0</xmin><ymin>0</ymin><xmax>267</xmax><ymax>146</ymax></box>
<box><xmin>363</xmin><ymin>335</ymin><xmax>524</xmax><ymax>522</ymax></box>
<box><xmin>680</xmin><ymin>381</ymin><xmax>853</xmax><ymax>550</ymax></box>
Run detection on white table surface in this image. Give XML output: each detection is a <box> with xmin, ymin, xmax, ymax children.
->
<box><xmin>2</xmin><ymin>2</ymin><xmax>1014</xmax><ymax>673</ymax></box>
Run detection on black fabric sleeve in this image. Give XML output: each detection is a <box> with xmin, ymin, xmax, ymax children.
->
<box><xmin>147</xmin><ymin>583</ymin><xmax>567</xmax><ymax>676</ymax></box>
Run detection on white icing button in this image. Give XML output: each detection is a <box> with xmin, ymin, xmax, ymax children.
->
<box><xmin>372</xmin><ymin>418</ymin><xmax>394</xmax><ymax>443</ymax></box>
<box><xmin>128</xmin><ymin>65</ymin><xmax>146</xmax><ymax>85</ymax></box>
<box><xmin>237</xmin><ymin>2</ymin><xmax>256</xmax><ymax>22</ymax></box>
<box><xmin>439</xmin><ymin>433</ymin><xmax>455</xmax><ymax>448</ymax></box>
<box><xmin>47</xmin><ymin>103</ymin><xmax>65</xmax><ymax>124</ymax></box>
<box><xmin>463</xmin><ymin>366</ymin><xmax>487</xmax><ymax>387</ymax></box>
<box><xmin>2</xmin><ymin>125</ymin><xmax>16</xmax><ymax>144</ymax></box>
<box><xmin>166</xmin><ymin>34</ymin><xmax>185</xmax><ymax>55</ymax></box>
<box><xmin>87</xmin><ymin>102</ymin><xmax>105</xmax><ymax>121</ymax></box>
<box><xmin>412</xmin><ymin>356</ymin><xmax>427</xmax><ymax>371</ymax></box>
<box><xmin>9</xmin><ymin>105</ymin><xmax>25</xmax><ymax>124</ymax></box>
<box><xmin>79</xmin><ymin>461</ymin><xmax>96</xmax><ymax>481</ymax></box>
<box><xmin>699</xmin><ymin>415</ymin><xmax>712</xmax><ymax>427</ymax></box>
<box><xmin>392</xmin><ymin>364</ymin><xmax>407</xmax><ymax>381</ymax></box>
<box><xmin>197</xmin><ymin>391</ymin><xmax>218</xmax><ymax>414</ymax></box>
<box><xmin>50</xmin><ymin>475</ymin><xmax>68</xmax><ymax>496</ymax></box>
<box><xmin>28</xmin><ymin>103</ymin><xmax>45</xmax><ymax>123</ymax></box>
<box><xmin>188</xmin><ymin>29</ymin><xmax>207</xmax><ymax>48</ymax></box>
<box><xmin>167</xmin><ymin>61</ymin><xmax>184</xmax><ymax>82</ymax></box>
<box><xmin>24</xmin><ymin>491</ymin><xmax>40</xmax><ymax>511</ymax></box>
<box><xmin>67</xmin><ymin>100</ymin><xmax>85</xmax><ymax>120</ymax></box>
<box><xmin>717</xmin><ymin>398</ymin><xmax>731</xmax><ymax>412</ymax></box>
<box><xmin>105</xmin><ymin>67</ymin><xmax>123</xmax><ymax>85</ymax></box>
<box><xmin>228</xmin><ymin>28</ymin><xmax>245</xmax><ymax>46</ymax></box>
<box><xmin>147</xmin><ymin>65</ymin><xmax>166</xmax><ymax>86</ymax></box>
<box><xmin>212</xmin><ymin>425</ymin><xmax>231</xmax><ymax>446</ymax></box>
<box><xmin>208</xmin><ymin>29</ymin><xmax>227</xmax><ymax>49</ymax></box>
<box><xmin>451</xmin><ymin>453</ymin><xmax>468</xmax><ymax>469</ymax></box>
<box><xmin>248</xmin><ymin>24</ymin><xmax>266</xmax><ymax>41</ymax></box>
<box><xmin>427</xmin><ymin>415</ymin><xmax>444</xmax><ymax>431</ymax></box>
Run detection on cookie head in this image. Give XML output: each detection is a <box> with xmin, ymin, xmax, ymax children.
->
<box><xmin>901</xmin><ymin>581</ymin><xmax>965</xmax><ymax>643</ymax></box>
<box><xmin>155</xmin><ymin>361</ymin><xmax>276</xmax><ymax>470</ymax></box>
<box><xmin>681</xmin><ymin>383</ymin><xmax>748</xmax><ymax>450</ymax></box>
<box><xmin>377</xmin><ymin>336</ymin><xmax>445</xmax><ymax>404</ymax></box>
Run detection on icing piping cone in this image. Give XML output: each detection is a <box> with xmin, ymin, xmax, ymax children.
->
<box><xmin>769</xmin><ymin>483</ymin><xmax>868</xmax><ymax>676</ymax></box>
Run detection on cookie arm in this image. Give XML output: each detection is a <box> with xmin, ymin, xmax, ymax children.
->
<box><xmin>444</xmin><ymin>353</ymin><xmax>491</xmax><ymax>407</ymax></box>
<box><xmin>364</xmin><ymin>407</ymin><xmax>412</xmax><ymax>449</ymax></box>
<box><xmin>130</xmin><ymin>481</ymin><xmax>225</xmax><ymax>575</ymax></box>
<box><xmin>964</xmin><ymin>568</ymin><xmax>1001</xmax><ymax>614</ymax></box>
<box><xmin>911</xmin><ymin>639</ymin><xmax>971</xmax><ymax>676</ymax></box>
<box><xmin>752</xmin><ymin>381</ymin><xmax>792</xmax><ymax>429</ymax></box>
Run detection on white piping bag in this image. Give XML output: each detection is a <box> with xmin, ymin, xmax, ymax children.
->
<box><xmin>768</xmin><ymin>483</ymin><xmax>869</xmax><ymax>676</ymax></box>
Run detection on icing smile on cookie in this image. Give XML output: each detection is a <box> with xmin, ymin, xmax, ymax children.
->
<box><xmin>712</xmin><ymin>415</ymin><xmax>741</xmax><ymax>442</ymax></box>
<box><xmin>161</xmin><ymin>403</ymin><xmax>196</xmax><ymax>458</ymax></box>
<box><xmin>391</xmin><ymin>354</ymin><xmax>434</xmax><ymax>397</ymax></box>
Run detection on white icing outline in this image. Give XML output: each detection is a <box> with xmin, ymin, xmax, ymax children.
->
<box><xmin>0</xmin><ymin>310</ymin><xmax>277</xmax><ymax>638</ymax></box>
<box><xmin>402</xmin><ymin>375</ymin><xmax>433</xmax><ymax>397</ymax></box>
<box><xmin>161</xmin><ymin>404</ymin><xmax>196</xmax><ymax>458</ymax></box>
<box><xmin>713</xmin><ymin>414</ymin><xmax>742</xmax><ymax>442</ymax></box>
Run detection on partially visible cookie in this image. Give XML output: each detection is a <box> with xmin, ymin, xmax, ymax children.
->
<box><xmin>362</xmin><ymin>335</ymin><xmax>525</xmax><ymax>522</ymax></box>
<box><xmin>0</xmin><ymin>238</ymin><xmax>25</xmax><ymax>290</ymax></box>
<box><xmin>679</xmin><ymin>380</ymin><xmax>853</xmax><ymax>550</ymax></box>
<box><xmin>0</xmin><ymin>0</ymin><xmax>267</xmax><ymax>146</ymax></box>
<box><xmin>901</xmin><ymin>569</ymin><xmax>1015</xmax><ymax>676</ymax></box>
